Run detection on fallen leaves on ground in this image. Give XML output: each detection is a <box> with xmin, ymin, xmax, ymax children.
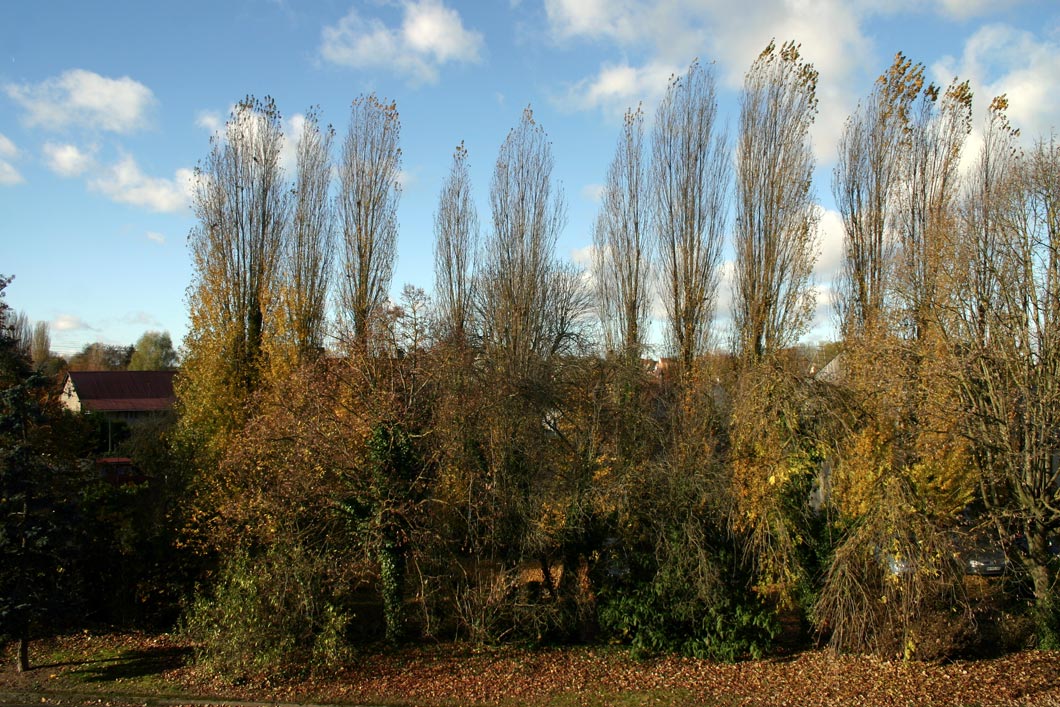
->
<box><xmin>3</xmin><ymin>633</ymin><xmax>1060</xmax><ymax>706</ymax></box>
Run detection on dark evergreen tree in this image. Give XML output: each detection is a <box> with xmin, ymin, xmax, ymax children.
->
<box><xmin>0</xmin><ymin>276</ymin><xmax>85</xmax><ymax>670</ymax></box>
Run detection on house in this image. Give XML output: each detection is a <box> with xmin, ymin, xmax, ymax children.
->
<box><xmin>61</xmin><ymin>370</ymin><xmax>177</xmax><ymax>452</ymax></box>
<box><xmin>61</xmin><ymin>370</ymin><xmax>177</xmax><ymax>419</ymax></box>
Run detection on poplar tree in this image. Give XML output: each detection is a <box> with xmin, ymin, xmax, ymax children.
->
<box><xmin>181</xmin><ymin>96</ymin><xmax>289</xmax><ymax>454</ymax></box>
<box><xmin>433</xmin><ymin>142</ymin><xmax>478</xmax><ymax>344</ymax></box>
<box><xmin>652</xmin><ymin>61</ymin><xmax>728</xmax><ymax>374</ymax></box>
<box><xmin>338</xmin><ymin>94</ymin><xmax>401</xmax><ymax>349</ymax></box>
<box><xmin>732</xmin><ymin>41</ymin><xmax>819</xmax><ymax>361</ymax></box>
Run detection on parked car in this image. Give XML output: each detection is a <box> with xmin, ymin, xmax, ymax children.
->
<box><xmin>960</xmin><ymin>542</ymin><xmax>1008</xmax><ymax>576</ymax></box>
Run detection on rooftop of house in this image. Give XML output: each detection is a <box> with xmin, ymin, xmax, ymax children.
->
<box><xmin>63</xmin><ymin>370</ymin><xmax>177</xmax><ymax>413</ymax></box>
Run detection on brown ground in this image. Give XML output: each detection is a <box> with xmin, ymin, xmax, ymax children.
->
<box><xmin>2</xmin><ymin>632</ymin><xmax>1060</xmax><ymax>706</ymax></box>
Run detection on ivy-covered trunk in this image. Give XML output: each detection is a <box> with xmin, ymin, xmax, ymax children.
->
<box><xmin>368</xmin><ymin>422</ymin><xmax>417</xmax><ymax>644</ymax></box>
<box><xmin>377</xmin><ymin>525</ymin><xmax>406</xmax><ymax>644</ymax></box>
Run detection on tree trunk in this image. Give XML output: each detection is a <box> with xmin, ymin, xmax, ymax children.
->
<box><xmin>1025</xmin><ymin>522</ymin><xmax>1059</xmax><ymax>647</ymax></box>
<box><xmin>17</xmin><ymin>626</ymin><xmax>29</xmax><ymax>672</ymax></box>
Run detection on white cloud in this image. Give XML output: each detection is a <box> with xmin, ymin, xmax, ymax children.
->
<box><xmin>402</xmin><ymin>0</ymin><xmax>482</xmax><ymax>62</ymax></box>
<box><xmin>559</xmin><ymin>60</ymin><xmax>680</xmax><ymax>117</ymax></box>
<box><xmin>546</xmin><ymin>0</ymin><xmax>873</xmax><ymax>162</ymax></box>
<box><xmin>53</xmin><ymin>314</ymin><xmax>96</xmax><ymax>332</ymax></box>
<box><xmin>809</xmin><ymin>207</ymin><xmax>846</xmax><ymax>338</ymax></box>
<box><xmin>581</xmin><ymin>183</ymin><xmax>605</xmax><ymax>202</ymax></box>
<box><xmin>814</xmin><ymin>208</ymin><xmax>846</xmax><ymax>282</ymax></box>
<box><xmin>42</xmin><ymin>142</ymin><xmax>96</xmax><ymax>177</ymax></box>
<box><xmin>5</xmin><ymin>69</ymin><xmax>156</xmax><ymax>133</ymax></box>
<box><xmin>146</xmin><ymin>231</ymin><xmax>166</xmax><ymax>245</ymax></box>
<box><xmin>545</xmin><ymin>0</ymin><xmax>642</xmax><ymax>43</ymax></box>
<box><xmin>0</xmin><ymin>162</ymin><xmax>22</xmax><ymax>186</ymax></box>
<box><xmin>196</xmin><ymin>110</ymin><xmax>224</xmax><ymax>133</ymax></box>
<box><xmin>0</xmin><ymin>134</ymin><xmax>17</xmax><ymax>159</ymax></box>
<box><xmin>934</xmin><ymin>24</ymin><xmax>1060</xmax><ymax>140</ymax></box>
<box><xmin>0</xmin><ymin>133</ymin><xmax>24</xmax><ymax>186</ymax></box>
<box><xmin>280</xmin><ymin>113</ymin><xmax>306</xmax><ymax>176</ymax></box>
<box><xmin>852</xmin><ymin>0</ymin><xmax>1023</xmax><ymax>20</ymax></box>
<box><xmin>320</xmin><ymin>0</ymin><xmax>484</xmax><ymax>84</ymax></box>
<box><xmin>206</xmin><ymin>103</ymin><xmax>300</xmax><ymax>176</ymax></box>
<box><xmin>89</xmin><ymin>155</ymin><xmax>195</xmax><ymax>213</ymax></box>
<box><xmin>933</xmin><ymin>0</ymin><xmax>1022</xmax><ymax>21</ymax></box>
<box><xmin>570</xmin><ymin>244</ymin><xmax>595</xmax><ymax>268</ymax></box>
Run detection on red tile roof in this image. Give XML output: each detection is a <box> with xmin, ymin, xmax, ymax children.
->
<box><xmin>66</xmin><ymin>370</ymin><xmax>176</xmax><ymax>413</ymax></box>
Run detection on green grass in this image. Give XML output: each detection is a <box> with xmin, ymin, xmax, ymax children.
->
<box><xmin>14</xmin><ymin>640</ymin><xmax>192</xmax><ymax>696</ymax></box>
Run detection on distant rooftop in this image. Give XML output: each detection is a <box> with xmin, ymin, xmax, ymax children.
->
<box><xmin>63</xmin><ymin>370</ymin><xmax>177</xmax><ymax>414</ymax></box>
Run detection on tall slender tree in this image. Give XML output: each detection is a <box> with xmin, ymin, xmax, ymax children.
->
<box><xmin>833</xmin><ymin>54</ymin><xmax>922</xmax><ymax>337</ymax></box>
<box><xmin>433</xmin><ymin>142</ymin><xmax>478</xmax><ymax>344</ymax></box>
<box><xmin>0</xmin><ymin>276</ymin><xmax>84</xmax><ymax>672</ymax></box>
<box><xmin>894</xmin><ymin>77</ymin><xmax>972</xmax><ymax>340</ymax></box>
<box><xmin>479</xmin><ymin>106</ymin><xmax>581</xmax><ymax>379</ymax></box>
<box><xmin>472</xmin><ymin>106</ymin><xmax>591</xmax><ymax>578</ymax></box>
<box><xmin>595</xmin><ymin>106</ymin><xmax>651</xmax><ymax>362</ymax></box>
<box><xmin>652</xmin><ymin>62</ymin><xmax>728</xmax><ymax>373</ymax></box>
<box><xmin>29</xmin><ymin>322</ymin><xmax>50</xmax><ymax>370</ymax></box>
<box><xmin>185</xmin><ymin>96</ymin><xmax>289</xmax><ymax>394</ymax></box>
<box><xmin>732</xmin><ymin>41</ymin><xmax>819</xmax><ymax>361</ymax></box>
<box><xmin>338</xmin><ymin>94</ymin><xmax>401</xmax><ymax>349</ymax></box>
<box><xmin>179</xmin><ymin>96</ymin><xmax>290</xmax><ymax>462</ymax></box>
<box><xmin>281</xmin><ymin>108</ymin><xmax>334</xmax><ymax>362</ymax></box>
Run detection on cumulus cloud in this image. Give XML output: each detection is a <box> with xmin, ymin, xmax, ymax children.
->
<box><xmin>52</xmin><ymin>314</ymin><xmax>97</xmax><ymax>332</ymax></box>
<box><xmin>809</xmin><ymin>207</ymin><xmax>846</xmax><ymax>338</ymax></box>
<box><xmin>393</xmin><ymin>166</ymin><xmax>420</xmax><ymax>191</ymax></box>
<box><xmin>933</xmin><ymin>0</ymin><xmax>1022</xmax><ymax>21</ymax></box>
<box><xmin>570</xmin><ymin>244</ymin><xmax>595</xmax><ymax>268</ymax></box>
<box><xmin>545</xmin><ymin>0</ymin><xmax>642</xmax><ymax>43</ymax></box>
<box><xmin>89</xmin><ymin>155</ymin><xmax>195</xmax><ymax>213</ymax></box>
<box><xmin>5</xmin><ymin>69</ymin><xmax>155</xmax><ymax>133</ymax></box>
<box><xmin>814</xmin><ymin>208</ymin><xmax>846</xmax><ymax>283</ymax></box>
<box><xmin>42</xmin><ymin>142</ymin><xmax>97</xmax><ymax>177</ymax></box>
<box><xmin>558</xmin><ymin>60</ymin><xmax>680</xmax><ymax>117</ymax></box>
<box><xmin>279</xmin><ymin>113</ymin><xmax>306</xmax><ymax>176</ymax></box>
<box><xmin>546</xmin><ymin>0</ymin><xmax>873</xmax><ymax>162</ymax></box>
<box><xmin>320</xmin><ymin>0</ymin><xmax>484</xmax><ymax>84</ymax></box>
<box><xmin>196</xmin><ymin>110</ymin><xmax>224</xmax><ymax>133</ymax></box>
<box><xmin>0</xmin><ymin>133</ymin><xmax>23</xmax><ymax>185</ymax></box>
<box><xmin>202</xmin><ymin>103</ymin><xmax>301</xmax><ymax>178</ymax></box>
<box><xmin>0</xmin><ymin>134</ymin><xmax>18</xmax><ymax>160</ymax></box>
<box><xmin>146</xmin><ymin>231</ymin><xmax>166</xmax><ymax>245</ymax></box>
<box><xmin>581</xmin><ymin>183</ymin><xmax>605</xmax><ymax>202</ymax></box>
<box><xmin>934</xmin><ymin>24</ymin><xmax>1060</xmax><ymax>140</ymax></box>
<box><xmin>0</xmin><ymin>162</ymin><xmax>21</xmax><ymax>185</ymax></box>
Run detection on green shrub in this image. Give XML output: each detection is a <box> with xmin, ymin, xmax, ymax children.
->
<box><xmin>600</xmin><ymin>583</ymin><xmax>777</xmax><ymax>661</ymax></box>
<box><xmin>1034</xmin><ymin>595</ymin><xmax>1060</xmax><ymax>650</ymax></box>
<box><xmin>598</xmin><ymin>533</ymin><xmax>778</xmax><ymax>661</ymax></box>
<box><xmin>182</xmin><ymin>545</ymin><xmax>350</xmax><ymax>680</ymax></box>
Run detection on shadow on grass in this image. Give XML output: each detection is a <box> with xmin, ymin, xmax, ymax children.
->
<box><xmin>65</xmin><ymin>646</ymin><xmax>192</xmax><ymax>683</ymax></box>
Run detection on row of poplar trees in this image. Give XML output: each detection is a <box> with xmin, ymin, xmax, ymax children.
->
<box><xmin>175</xmin><ymin>41</ymin><xmax>1060</xmax><ymax>676</ymax></box>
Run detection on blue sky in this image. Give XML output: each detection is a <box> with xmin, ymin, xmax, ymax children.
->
<box><xmin>2</xmin><ymin>0</ymin><xmax>1057</xmax><ymax>357</ymax></box>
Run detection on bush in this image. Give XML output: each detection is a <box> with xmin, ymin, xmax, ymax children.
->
<box><xmin>598</xmin><ymin>530</ymin><xmax>778</xmax><ymax>661</ymax></box>
<box><xmin>182</xmin><ymin>545</ymin><xmax>351</xmax><ymax>680</ymax></box>
<box><xmin>600</xmin><ymin>582</ymin><xmax>777</xmax><ymax>661</ymax></box>
<box><xmin>1033</xmin><ymin>595</ymin><xmax>1060</xmax><ymax>650</ymax></box>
